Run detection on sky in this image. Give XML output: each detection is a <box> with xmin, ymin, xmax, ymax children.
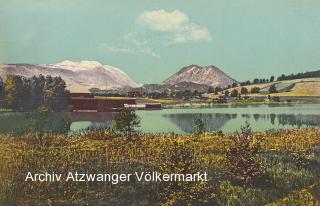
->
<box><xmin>1</xmin><ymin>0</ymin><xmax>320</xmax><ymax>84</ymax></box>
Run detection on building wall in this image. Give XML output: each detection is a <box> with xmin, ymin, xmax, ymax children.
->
<box><xmin>69</xmin><ymin>96</ymin><xmax>136</xmax><ymax>112</ymax></box>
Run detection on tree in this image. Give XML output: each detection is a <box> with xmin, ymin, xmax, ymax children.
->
<box><xmin>230</xmin><ymin>89</ymin><xmax>239</xmax><ymax>97</ymax></box>
<box><xmin>224</xmin><ymin>90</ymin><xmax>230</xmax><ymax>97</ymax></box>
<box><xmin>43</xmin><ymin>76</ymin><xmax>69</xmax><ymax>111</ymax></box>
<box><xmin>253</xmin><ymin>78</ymin><xmax>259</xmax><ymax>84</ymax></box>
<box><xmin>240</xmin><ymin>87</ymin><xmax>248</xmax><ymax>96</ymax></box>
<box><xmin>214</xmin><ymin>87</ymin><xmax>222</xmax><ymax>95</ymax></box>
<box><xmin>4</xmin><ymin>75</ymin><xmax>24</xmax><ymax>109</ymax></box>
<box><xmin>232</xmin><ymin>82</ymin><xmax>238</xmax><ymax>88</ymax></box>
<box><xmin>268</xmin><ymin>84</ymin><xmax>278</xmax><ymax>93</ymax></box>
<box><xmin>0</xmin><ymin>77</ymin><xmax>4</xmax><ymax>108</ymax></box>
<box><xmin>4</xmin><ymin>75</ymin><xmax>69</xmax><ymax>111</ymax></box>
<box><xmin>30</xmin><ymin>75</ymin><xmax>45</xmax><ymax>109</ymax></box>
<box><xmin>21</xmin><ymin>77</ymin><xmax>32</xmax><ymax>110</ymax></box>
<box><xmin>207</xmin><ymin>86</ymin><xmax>214</xmax><ymax>93</ymax></box>
<box><xmin>270</xmin><ymin>76</ymin><xmax>275</xmax><ymax>82</ymax></box>
<box><xmin>250</xmin><ymin>87</ymin><xmax>260</xmax><ymax>94</ymax></box>
<box><xmin>114</xmin><ymin>108</ymin><xmax>141</xmax><ymax>138</ymax></box>
<box><xmin>193</xmin><ymin>118</ymin><xmax>205</xmax><ymax>135</ymax></box>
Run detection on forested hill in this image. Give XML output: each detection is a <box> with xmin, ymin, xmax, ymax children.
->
<box><xmin>277</xmin><ymin>70</ymin><xmax>320</xmax><ymax>81</ymax></box>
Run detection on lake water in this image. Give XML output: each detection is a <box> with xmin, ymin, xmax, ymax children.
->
<box><xmin>1</xmin><ymin>103</ymin><xmax>320</xmax><ymax>135</ymax></box>
<box><xmin>71</xmin><ymin>103</ymin><xmax>320</xmax><ymax>134</ymax></box>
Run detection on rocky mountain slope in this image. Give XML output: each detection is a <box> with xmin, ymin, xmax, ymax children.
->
<box><xmin>163</xmin><ymin>65</ymin><xmax>237</xmax><ymax>88</ymax></box>
<box><xmin>0</xmin><ymin>60</ymin><xmax>141</xmax><ymax>92</ymax></box>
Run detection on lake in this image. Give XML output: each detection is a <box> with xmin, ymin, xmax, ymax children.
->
<box><xmin>0</xmin><ymin>103</ymin><xmax>320</xmax><ymax>135</ymax></box>
<box><xmin>136</xmin><ymin>103</ymin><xmax>320</xmax><ymax>134</ymax></box>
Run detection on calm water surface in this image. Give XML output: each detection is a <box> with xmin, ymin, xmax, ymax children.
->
<box><xmin>0</xmin><ymin>103</ymin><xmax>320</xmax><ymax>135</ymax></box>
<box><xmin>135</xmin><ymin>103</ymin><xmax>320</xmax><ymax>134</ymax></box>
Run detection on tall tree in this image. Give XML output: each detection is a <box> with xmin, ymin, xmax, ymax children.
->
<box><xmin>270</xmin><ymin>76</ymin><xmax>275</xmax><ymax>82</ymax></box>
<box><xmin>114</xmin><ymin>108</ymin><xmax>141</xmax><ymax>138</ymax></box>
<box><xmin>5</xmin><ymin>75</ymin><xmax>24</xmax><ymax>109</ymax></box>
<box><xmin>0</xmin><ymin>77</ymin><xmax>4</xmax><ymax>108</ymax></box>
<box><xmin>240</xmin><ymin>87</ymin><xmax>249</xmax><ymax>97</ymax></box>
<box><xmin>30</xmin><ymin>75</ymin><xmax>45</xmax><ymax>109</ymax></box>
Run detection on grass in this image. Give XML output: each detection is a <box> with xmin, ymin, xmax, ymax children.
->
<box><xmin>94</xmin><ymin>96</ymin><xmax>136</xmax><ymax>100</ymax></box>
<box><xmin>0</xmin><ymin>108</ymin><xmax>12</xmax><ymax>112</ymax></box>
<box><xmin>0</xmin><ymin>128</ymin><xmax>319</xmax><ymax>205</ymax></box>
<box><xmin>136</xmin><ymin>97</ymin><xmax>187</xmax><ymax>104</ymax></box>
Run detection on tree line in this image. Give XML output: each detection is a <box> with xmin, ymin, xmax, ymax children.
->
<box><xmin>277</xmin><ymin>70</ymin><xmax>320</xmax><ymax>81</ymax></box>
<box><xmin>0</xmin><ymin>75</ymin><xmax>69</xmax><ymax>111</ymax></box>
<box><xmin>232</xmin><ymin>69</ymin><xmax>320</xmax><ymax>88</ymax></box>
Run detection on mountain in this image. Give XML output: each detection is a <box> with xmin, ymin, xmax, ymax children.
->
<box><xmin>0</xmin><ymin>60</ymin><xmax>141</xmax><ymax>92</ymax></box>
<box><xmin>136</xmin><ymin>82</ymin><xmax>211</xmax><ymax>93</ymax></box>
<box><xmin>163</xmin><ymin>65</ymin><xmax>237</xmax><ymax>88</ymax></box>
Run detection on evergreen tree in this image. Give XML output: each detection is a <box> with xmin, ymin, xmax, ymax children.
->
<box><xmin>30</xmin><ymin>75</ymin><xmax>45</xmax><ymax>109</ymax></box>
<box><xmin>270</xmin><ymin>76</ymin><xmax>275</xmax><ymax>82</ymax></box>
<box><xmin>114</xmin><ymin>108</ymin><xmax>141</xmax><ymax>138</ymax></box>
<box><xmin>193</xmin><ymin>118</ymin><xmax>205</xmax><ymax>135</ymax></box>
<box><xmin>4</xmin><ymin>74</ymin><xmax>69</xmax><ymax>111</ymax></box>
<box><xmin>5</xmin><ymin>75</ymin><xmax>24</xmax><ymax>109</ymax></box>
<box><xmin>0</xmin><ymin>77</ymin><xmax>4</xmax><ymax>108</ymax></box>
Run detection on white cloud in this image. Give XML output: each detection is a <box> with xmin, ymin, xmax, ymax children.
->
<box><xmin>98</xmin><ymin>33</ymin><xmax>161</xmax><ymax>59</ymax></box>
<box><xmin>136</xmin><ymin>10</ymin><xmax>212</xmax><ymax>43</ymax></box>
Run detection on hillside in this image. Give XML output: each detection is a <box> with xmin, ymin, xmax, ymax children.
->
<box><xmin>163</xmin><ymin>65</ymin><xmax>237</xmax><ymax>88</ymax></box>
<box><xmin>207</xmin><ymin>78</ymin><xmax>320</xmax><ymax>97</ymax></box>
<box><xmin>0</xmin><ymin>60</ymin><xmax>141</xmax><ymax>92</ymax></box>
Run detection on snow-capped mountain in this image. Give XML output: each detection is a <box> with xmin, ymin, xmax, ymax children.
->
<box><xmin>0</xmin><ymin>60</ymin><xmax>141</xmax><ymax>92</ymax></box>
<box><xmin>163</xmin><ymin>65</ymin><xmax>237</xmax><ymax>88</ymax></box>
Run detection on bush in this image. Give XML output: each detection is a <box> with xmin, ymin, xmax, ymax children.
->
<box><xmin>230</xmin><ymin>89</ymin><xmax>239</xmax><ymax>97</ymax></box>
<box><xmin>225</xmin><ymin>122</ymin><xmax>265</xmax><ymax>184</ymax></box>
<box><xmin>269</xmin><ymin>84</ymin><xmax>278</xmax><ymax>94</ymax></box>
<box><xmin>250</xmin><ymin>87</ymin><xmax>260</xmax><ymax>94</ymax></box>
<box><xmin>193</xmin><ymin>118</ymin><xmax>205</xmax><ymax>135</ymax></box>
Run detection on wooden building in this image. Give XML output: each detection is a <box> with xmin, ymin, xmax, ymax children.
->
<box><xmin>69</xmin><ymin>93</ymin><xmax>136</xmax><ymax>112</ymax></box>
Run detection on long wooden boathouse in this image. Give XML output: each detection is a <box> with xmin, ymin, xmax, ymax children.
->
<box><xmin>69</xmin><ymin>93</ymin><xmax>136</xmax><ymax>112</ymax></box>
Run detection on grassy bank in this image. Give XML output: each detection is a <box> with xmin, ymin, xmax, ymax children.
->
<box><xmin>0</xmin><ymin>128</ymin><xmax>319</xmax><ymax>205</ymax></box>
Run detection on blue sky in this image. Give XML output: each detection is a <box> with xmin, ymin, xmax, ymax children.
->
<box><xmin>1</xmin><ymin>0</ymin><xmax>320</xmax><ymax>83</ymax></box>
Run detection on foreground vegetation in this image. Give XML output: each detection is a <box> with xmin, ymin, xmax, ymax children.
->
<box><xmin>0</xmin><ymin>127</ymin><xmax>319</xmax><ymax>205</ymax></box>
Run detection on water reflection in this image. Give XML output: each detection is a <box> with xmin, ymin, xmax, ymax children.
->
<box><xmin>163</xmin><ymin>113</ymin><xmax>238</xmax><ymax>133</ymax></box>
<box><xmin>0</xmin><ymin>112</ymin><xmax>71</xmax><ymax>135</ymax></box>
<box><xmin>1</xmin><ymin>103</ymin><xmax>320</xmax><ymax>135</ymax></box>
<box><xmin>163</xmin><ymin>113</ymin><xmax>320</xmax><ymax>133</ymax></box>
